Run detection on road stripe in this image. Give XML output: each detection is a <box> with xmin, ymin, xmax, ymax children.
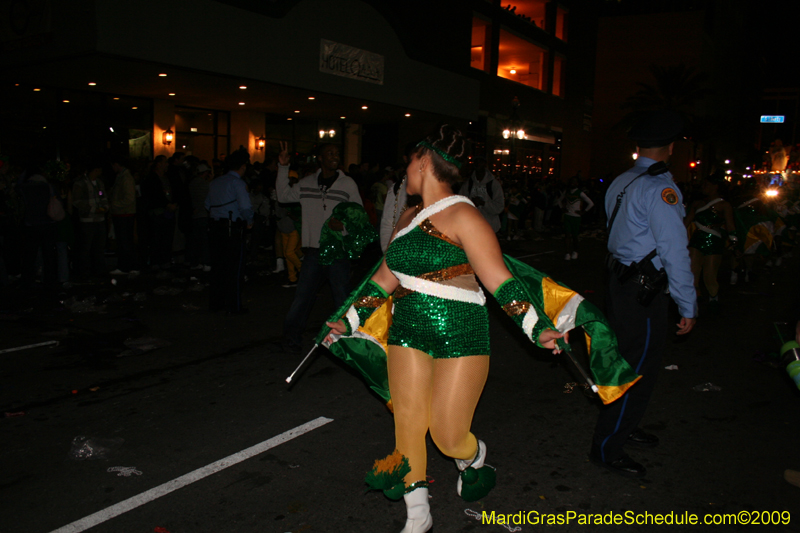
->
<box><xmin>50</xmin><ymin>416</ymin><xmax>334</xmax><ymax>533</ymax></box>
<box><xmin>513</xmin><ymin>251</ymin><xmax>554</xmax><ymax>260</ymax></box>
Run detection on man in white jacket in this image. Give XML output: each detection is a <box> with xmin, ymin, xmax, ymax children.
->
<box><xmin>459</xmin><ymin>156</ymin><xmax>505</xmax><ymax>233</ymax></box>
<box><xmin>274</xmin><ymin>142</ymin><xmax>362</xmax><ymax>354</ymax></box>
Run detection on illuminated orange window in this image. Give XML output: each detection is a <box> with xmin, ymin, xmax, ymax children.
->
<box><xmin>498</xmin><ymin>29</ymin><xmax>548</xmax><ymax>91</ymax></box>
<box><xmin>552</xmin><ymin>55</ymin><xmax>565</xmax><ymax>97</ymax></box>
<box><xmin>471</xmin><ymin>16</ymin><xmax>491</xmax><ymax>72</ymax></box>
<box><xmin>555</xmin><ymin>6</ymin><xmax>568</xmax><ymax>41</ymax></box>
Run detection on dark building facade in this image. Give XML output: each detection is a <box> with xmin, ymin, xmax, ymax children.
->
<box><xmin>1</xmin><ymin>0</ymin><xmax>594</xmax><ymax>181</ymax></box>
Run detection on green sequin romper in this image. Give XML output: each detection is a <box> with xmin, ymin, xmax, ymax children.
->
<box><xmin>689</xmin><ymin>199</ymin><xmax>725</xmax><ymax>255</ymax></box>
<box><xmin>385</xmin><ymin>196</ymin><xmax>490</xmax><ymax>358</ymax></box>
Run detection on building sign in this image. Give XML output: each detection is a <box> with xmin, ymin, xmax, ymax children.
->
<box><xmin>320</xmin><ymin>39</ymin><xmax>384</xmax><ymax>85</ymax></box>
<box><xmin>760</xmin><ymin>115</ymin><xmax>785</xmax><ymax>123</ymax></box>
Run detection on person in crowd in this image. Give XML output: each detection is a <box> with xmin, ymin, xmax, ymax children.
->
<box><xmin>557</xmin><ymin>175</ymin><xmax>594</xmax><ymax>260</ymax></box>
<box><xmin>380</xmin><ymin>143</ymin><xmax>421</xmax><ymax>252</ymax></box>
<box><xmin>371</xmin><ymin>167</ymin><xmax>393</xmax><ymax>224</ymax></box>
<box><xmin>72</xmin><ymin>158</ymin><xmax>109</xmax><ymax>278</ymax></box>
<box><xmin>205</xmin><ymin>150</ymin><xmax>253</xmax><ymax>314</ymax></box>
<box><xmin>142</xmin><ymin>155</ymin><xmax>176</xmax><ymax>269</ymax></box>
<box><xmin>459</xmin><ymin>155</ymin><xmax>505</xmax><ymax>234</ymax></box>
<box><xmin>18</xmin><ymin>155</ymin><xmax>59</xmax><ymax>291</ymax></box>
<box><xmin>0</xmin><ymin>154</ymin><xmax>11</xmax><ymax>288</ymax></box>
<box><xmin>109</xmin><ymin>154</ymin><xmax>138</xmax><ymax>275</ymax></box>
<box><xmin>248</xmin><ymin>178</ymin><xmax>271</xmax><ymax>265</ymax></box>
<box><xmin>325</xmin><ymin>125</ymin><xmax>565</xmax><ymax>533</ymax></box>
<box><xmin>505</xmin><ymin>183</ymin><xmax>528</xmax><ymax>240</ymax></box>
<box><xmin>275</xmin><ymin>141</ymin><xmax>362</xmax><ymax>354</ymax></box>
<box><xmin>592</xmin><ymin>110</ymin><xmax>697</xmax><ymax>478</ymax></box>
<box><xmin>532</xmin><ymin>180</ymin><xmax>547</xmax><ymax>233</ymax></box>
<box><xmin>188</xmin><ymin>162</ymin><xmax>212</xmax><ymax>272</ymax></box>
<box><xmin>274</xmin><ymin>193</ymin><xmax>302</xmax><ymax>288</ymax></box>
<box><xmin>684</xmin><ymin>172</ymin><xmax>736</xmax><ymax>311</ymax></box>
<box><xmin>53</xmin><ymin>169</ymin><xmax>75</xmax><ymax>287</ymax></box>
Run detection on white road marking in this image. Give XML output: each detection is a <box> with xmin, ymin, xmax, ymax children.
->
<box><xmin>50</xmin><ymin>416</ymin><xmax>334</xmax><ymax>533</ymax></box>
<box><xmin>0</xmin><ymin>340</ymin><xmax>59</xmax><ymax>354</ymax></box>
<box><xmin>513</xmin><ymin>251</ymin><xmax>554</xmax><ymax>260</ymax></box>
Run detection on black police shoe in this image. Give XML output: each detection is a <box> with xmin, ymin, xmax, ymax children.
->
<box><xmin>627</xmin><ymin>428</ymin><xmax>659</xmax><ymax>448</ymax></box>
<box><xmin>589</xmin><ymin>452</ymin><xmax>646</xmax><ymax>478</ymax></box>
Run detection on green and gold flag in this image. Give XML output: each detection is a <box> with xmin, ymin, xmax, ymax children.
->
<box><xmin>317</xmin><ymin>256</ymin><xmax>641</xmax><ymax>406</ymax></box>
<box><xmin>503</xmin><ymin>255</ymin><xmax>641</xmax><ymax>404</ymax></box>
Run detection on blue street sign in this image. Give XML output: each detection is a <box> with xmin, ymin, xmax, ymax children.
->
<box><xmin>761</xmin><ymin>116</ymin><xmax>785</xmax><ymax>123</ymax></box>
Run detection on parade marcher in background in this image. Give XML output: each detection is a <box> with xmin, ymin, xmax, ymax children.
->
<box><xmin>591</xmin><ymin>110</ymin><xmax>697</xmax><ymax>478</ymax></box>
<box><xmin>205</xmin><ymin>150</ymin><xmax>253</xmax><ymax>314</ymax></box>
<box><xmin>684</xmin><ymin>172</ymin><xmax>736</xmax><ymax>311</ymax></box>
<box><xmin>557</xmin><ymin>175</ymin><xmax>594</xmax><ymax>260</ymax></box>
<box><xmin>109</xmin><ymin>155</ymin><xmax>138</xmax><ymax>275</ymax></box>
<box><xmin>771</xmin><ymin>139</ymin><xmax>788</xmax><ymax>174</ymax></box>
<box><xmin>730</xmin><ymin>182</ymin><xmax>774</xmax><ymax>284</ymax></box>
<box><xmin>459</xmin><ymin>155</ymin><xmax>505</xmax><ymax>233</ymax></box>
<box><xmin>72</xmin><ymin>158</ymin><xmax>109</xmax><ymax>279</ymax></box>
<box><xmin>275</xmin><ymin>142</ymin><xmax>362</xmax><ymax>354</ymax></box>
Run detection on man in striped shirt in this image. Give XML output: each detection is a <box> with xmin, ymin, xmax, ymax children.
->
<box><xmin>275</xmin><ymin>142</ymin><xmax>362</xmax><ymax>354</ymax></box>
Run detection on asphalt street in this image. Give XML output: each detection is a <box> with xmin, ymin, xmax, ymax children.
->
<box><xmin>1</xmin><ymin>229</ymin><xmax>799</xmax><ymax>533</ymax></box>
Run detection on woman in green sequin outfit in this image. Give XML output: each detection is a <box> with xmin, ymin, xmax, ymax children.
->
<box><xmin>684</xmin><ymin>175</ymin><xmax>735</xmax><ymax>307</ymax></box>
<box><xmin>326</xmin><ymin>125</ymin><xmax>564</xmax><ymax>533</ymax></box>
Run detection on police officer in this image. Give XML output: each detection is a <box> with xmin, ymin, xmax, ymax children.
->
<box><xmin>205</xmin><ymin>150</ymin><xmax>253</xmax><ymax>314</ymax></box>
<box><xmin>589</xmin><ymin>110</ymin><xmax>697</xmax><ymax>477</ymax></box>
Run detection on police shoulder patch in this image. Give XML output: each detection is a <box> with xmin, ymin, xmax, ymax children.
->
<box><xmin>661</xmin><ymin>188</ymin><xmax>679</xmax><ymax>205</ymax></box>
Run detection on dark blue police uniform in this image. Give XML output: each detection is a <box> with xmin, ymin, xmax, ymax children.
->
<box><xmin>205</xmin><ymin>170</ymin><xmax>253</xmax><ymax>313</ymax></box>
<box><xmin>590</xmin><ymin>111</ymin><xmax>697</xmax><ymax>477</ymax></box>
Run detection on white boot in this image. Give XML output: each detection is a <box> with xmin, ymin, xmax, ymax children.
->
<box><xmin>400</xmin><ymin>487</ymin><xmax>432</xmax><ymax>533</ymax></box>
<box><xmin>456</xmin><ymin>440</ymin><xmax>486</xmax><ymax>496</ymax></box>
<box><xmin>272</xmin><ymin>258</ymin><xmax>285</xmax><ymax>273</ymax></box>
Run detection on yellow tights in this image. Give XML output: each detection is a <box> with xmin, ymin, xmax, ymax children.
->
<box><xmin>387</xmin><ymin>346</ymin><xmax>489</xmax><ymax>486</ymax></box>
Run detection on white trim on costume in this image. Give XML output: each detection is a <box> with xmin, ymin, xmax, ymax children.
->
<box><xmin>392</xmin><ymin>271</ymin><xmax>486</xmax><ymax>305</ymax></box>
<box><xmin>392</xmin><ymin>195</ymin><xmax>474</xmax><ymax>242</ymax></box>
<box><xmin>345</xmin><ymin>306</ymin><xmax>359</xmax><ymax>335</ymax></box>
<box><xmin>695</xmin><ymin>197</ymin><xmax>723</xmax><ymax>214</ymax></box>
<box><xmin>521</xmin><ymin>306</ymin><xmax>540</xmax><ymax>340</ymax></box>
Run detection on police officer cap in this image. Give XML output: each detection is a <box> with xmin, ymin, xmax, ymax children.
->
<box><xmin>628</xmin><ymin>110</ymin><xmax>683</xmax><ymax>148</ymax></box>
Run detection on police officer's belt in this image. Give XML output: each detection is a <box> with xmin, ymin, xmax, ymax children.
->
<box><xmin>209</xmin><ymin>199</ymin><xmax>236</xmax><ymax>208</ymax></box>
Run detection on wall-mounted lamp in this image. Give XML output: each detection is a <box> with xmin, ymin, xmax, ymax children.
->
<box><xmin>162</xmin><ymin>128</ymin><xmax>174</xmax><ymax>146</ymax></box>
<box><xmin>319</xmin><ymin>129</ymin><xmax>337</xmax><ymax>139</ymax></box>
<box><xmin>256</xmin><ymin>136</ymin><xmax>266</xmax><ymax>151</ymax></box>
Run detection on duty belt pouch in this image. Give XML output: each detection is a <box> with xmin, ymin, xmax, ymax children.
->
<box><xmin>634</xmin><ymin>249</ymin><xmax>668</xmax><ymax>307</ymax></box>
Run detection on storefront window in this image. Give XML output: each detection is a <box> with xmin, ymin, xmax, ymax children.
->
<box><xmin>498</xmin><ymin>29</ymin><xmax>548</xmax><ymax>91</ymax></box>
<box><xmin>471</xmin><ymin>15</ymin><xmax>491</xmax><ymax>73</ymax></box>
<box><xmin>175</xmin><ymin>107</ymin><xmax>229</xmax><ymax>162</ymax></box>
